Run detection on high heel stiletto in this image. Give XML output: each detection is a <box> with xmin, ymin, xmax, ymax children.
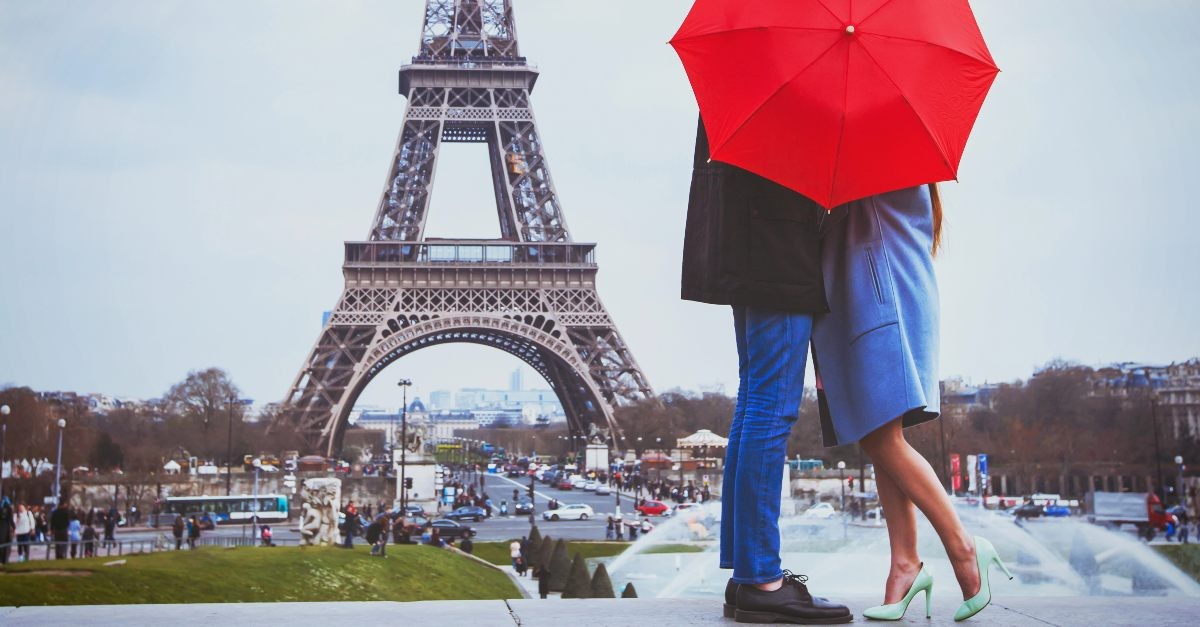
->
<box><xmin>863</xmin><ymin>563</ymin><xmax>934</xmax><ymax>621</ymax></box>
<box><xmin>953</xmin><ymin>536</ymin><xmax>1013</xmax><ymax>622</ymax></box>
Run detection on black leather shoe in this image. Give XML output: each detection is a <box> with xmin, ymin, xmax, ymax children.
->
<box><xmin>734</xmin><ymin>571</ymin><xmax>852</xmax><ymax>624</ymax></box>
<box><xmin>725</xmin><ymin>579</ymin><xmax>739</xmax><ymax>618</ymax></box>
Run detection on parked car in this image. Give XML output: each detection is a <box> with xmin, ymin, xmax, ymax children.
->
<box><xmin>636</xmin><ymin>500</ymin><xmax>670</xmax><ymax>517</ymax></box>
<box><xmin>514</xmin><ymin>498</ymin><xmax>535</xmax><ymax>516</ymax></box>
<box><xmin>671</xmin><ymin>502</ymin><xmax>702</xmax><ymax>517</ymax></box>
<box><xmin>571</xmin><ymin>477</ymin><xmax>588</xmax><ymax>489</ymax></box>
<box><xmin>426</xmin><ymin>518</ymin><xmax>476</xmax><ymax>540</ymax></box>
<box><xmin>801</xmin><ymin>503</ymin><xmax>837</xmax><ymax>519</ymax></box>
<box><xmin>557</xmin><ymin>478</ymin><xmax>574</xmax><ymax>490</ymax></box>
<box><xmin>595</xmin><ymin>484</ymin><xmax>612</xmax><ymax>496</ymax></box>
<box><xmin>1012</xmin><ymin>502</ymin><xmax>1044</xmax><ymax>520</ymax></box>
<box><xmin>444</xmin><ymin>506</ymin><xmax>488</xmax><ymax>522</ymax></box>
<box><xmin>583</xmin><ymin>480</ymin><xmax>599</xmax><ymax>491</ymax></box>
<box><xmin>542</xmin><ymin>503</ymin><xmax>594</xmax><ymax>521</ymax></box>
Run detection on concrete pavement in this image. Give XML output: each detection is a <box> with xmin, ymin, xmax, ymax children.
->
<box><xmin>3</xmin><ymin>597</ymin><xmax>1199</xmax><ymax>626</ymax></box>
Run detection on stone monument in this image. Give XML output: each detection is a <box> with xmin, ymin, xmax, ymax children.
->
<box><xmin>299</xmin><ymin>477</ymin><xmax>342</xmax><ymax>546</ymax></box>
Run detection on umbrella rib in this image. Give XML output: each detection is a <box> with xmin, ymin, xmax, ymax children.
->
<box><xmin>854</xmin><ymin>41</ymin><xmax>956</xmax><ymax>178</ymax></box>
<box><xmin>859</xmin><ymin>31</ymin><xmax>998</xmax><ymax>69</ymax></box>
<box><xmin>708</xmin><ymin>37</ymin><xmax>846</xmax><ymax>159</ymax></box>
<box><xmin>671</xmin><ymin>25</ymin><xmax>838</xmax><ymax>46</ymax></box>
<box><xmin>828</xmin><ymin>41</ymin><xmax>853</xmax><ymax>207</ymax></box>
<box><xmin>856</xmin><ymin>0</ymin><xmax>900</xmax><ymax>29</ymax></box>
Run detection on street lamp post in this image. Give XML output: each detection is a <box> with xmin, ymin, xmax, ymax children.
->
<box><xmin>837</xmin><ymin>460</ymin><xmax>847</xmax><ymax>512</ymax></box>
<box><xmin>1175</xmin><ymin>455</ymin><xmax>1186</xmax><ymax>508</ymax></box>
<box><xmin>1152</xmin><ymin>396</ymin><xmax>1167</xmax><ymax>503</ymax></box>
<box><xmin>251</xmin><ymin>457</ymin><xmax>261</xmax><ymax>540</ymax></box>
<box><xmin>225</xmin><ymin>394</ymin><xmax>237</xmax><ymax>497</ymax></box>
<box><xmin>398</xmin><ymin>379</ymin><xmax>412</xmax><ymax>512</ymax></box>
<box><xmin>54</xmin><ymin>418</ymin><xmax>67</xmax><ymax>506</ymax></box>
<box><xmin>0</xmin><ymin>404</ymin><xmax>9</xmax><ymax>499</ymax></box>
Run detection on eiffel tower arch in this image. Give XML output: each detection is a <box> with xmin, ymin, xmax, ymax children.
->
<box><xmin>275</xmin><ymin>0</ymin><xmax>653</xmax><ymax>456</ymax></box>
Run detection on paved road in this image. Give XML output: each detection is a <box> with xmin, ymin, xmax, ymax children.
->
<box><xmin>465</xmin><ymin>472</ymin><xmax>660</xmax><ymax>541</ymax></box>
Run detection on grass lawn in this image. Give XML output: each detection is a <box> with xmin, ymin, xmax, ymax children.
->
<box><xmin>1154</xmin><ymin>544</ymin><xmax>1200</xmax><ymax>582</ymax></box>
<box><xmin>0</xmin><ymin>544</ymin><xmax>519</xmax><ymax>606</ymax></box>
<box><xmin>473</xmin><ymin>540</ymin><xmax>704</xmax><ymax>566</ymax></box>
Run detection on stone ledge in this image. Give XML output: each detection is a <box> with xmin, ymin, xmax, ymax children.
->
<box><xmin>2</xmin><ymin>597</ymin><xmax>1199</xmax><ymax>626</ymax></box>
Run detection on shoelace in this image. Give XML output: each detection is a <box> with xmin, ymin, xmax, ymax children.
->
<box><xmin>782</xmin><ymin>570</ymin><xmax>810</xmax><ymax>588</ymax></box>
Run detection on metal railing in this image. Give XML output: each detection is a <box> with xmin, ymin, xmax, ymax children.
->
<box><xmin>345</xmin><ymin>240</ymin><xmax>596</xmax><ymax>267</ymax></box>
<box><xmin>0</xmin><ymin>536</ymin><xmax>301</xmax><ymax>562</ymax></box>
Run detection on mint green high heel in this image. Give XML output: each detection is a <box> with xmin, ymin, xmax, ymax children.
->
<box><xmin>953</xmin><ymin>536</ymin><xmax>1013</xmax><ymax>622</ymax></box>
<box><xmin>863</xmin><ymin>563</ymin><xmax>933</xmax><ymax>621</ymax></box>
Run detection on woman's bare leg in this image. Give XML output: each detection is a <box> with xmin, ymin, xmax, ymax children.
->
<box><xmin>874</xmin><ymin>467</ymin><xmax>922</xmax><ymax>603</ymax></box>
<box><xmin>861</xmin><ymin>419</ymin><xmax>981</xmax><ymax>600</ymax></box>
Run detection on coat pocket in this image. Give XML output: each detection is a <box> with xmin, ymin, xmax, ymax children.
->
<box><xmin>748</xmin><ymin>203</ymin><xmax>820</xmax><ymax>286</ymax></box>
<box><xmin>844</xmin><ymin>241</ymin><xmax>899</xmax><ymax>343</ymax></box>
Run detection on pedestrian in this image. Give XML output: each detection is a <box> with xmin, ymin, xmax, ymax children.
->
<box><xmin>461</xmin><ymin>535</ymin><xmax>474</xmax><ymax>555</ymax></box>
<box><xmin>627</xmin><ymin>518</ymin><xmax>639</xmax><ymax>542</ymax></box>
<box><xmin>1181</xmin><ymin>517</ymin><xmax>1192</xmax><ymax>545</ymax></box>
<box><xmin>103</xmin><ymin>507</ymin><xmax>118</xmax><ymax>548</ymax></box>
<box><xmin>429</xmin><ymin>527</ymin><xmax>443</xmax><ymax>548</ymax></box>
<box><xmin>509</xmin><ymin>538</ymin><xmax>522</xmax><ymax>571</ymax></box>
<box><xmin>342</xmin><ymin>502</ymin><xmax>358</xmax><ymax>549</ymax></box>
<box><xmin>261</xmin><ymin>524</ymin><xmax>274</xmax><ymax>547</ymax></box>
<box><xmin>82</xmin><ymin>523</ymin><xmax>97</xmax><ymax>557</ymax></box>
<box><xmin>68</xmin><ymin>512</ymin><xmax>82</xmax><ymax>558</ymax></box>
<box><xmin>614</xmin><ymin>512</ymin><xmax>625</xmax><ymax>541</ymax></box>
<box><xmin>537</xmin><ymin>564</ymin><xmax>551</xmax><ymax>599</ymax></box>
<box><xmin>605</xmin><ymin>515</ymin><xmax>615</xmax><ymax>540</ymax></box>
<box><xmin>172</xmin><ymin>514</ymin><xmax>185</xmax><ymax>550</ymax></box>
<box><xmin>187</xmin><ymin>515</ymin><xmax>201</xmax><ymax>549</ymax></box>
<box><xmin>366</xmin><ymin>517</ymin><xmax>386</xmax><ymax>557</ymax></box>
<box><xmin>0</xmin><ymin>497</ymin><xmax>13</xmax><ymax>565</ymax></box>
<box><xmin>14</xmin><ymin>502</ymin><xmax>35</xmax><ymax>562</ymax></box>
<box><xmin>50</xmin><ymin>504</ymin><xmax>71</xmax><ymax>559</ymax></box>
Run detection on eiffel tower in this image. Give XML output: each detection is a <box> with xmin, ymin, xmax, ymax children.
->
<box><xmin>276</xmin><ymin>0</ymin><xmax>653</xmax><ymax>456</ymax></box>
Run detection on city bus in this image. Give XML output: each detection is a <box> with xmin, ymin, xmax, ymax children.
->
<box><xmin>162</xmin><ymin>495</ymin><xmax>290</xmax><ymax>525</ymax></box>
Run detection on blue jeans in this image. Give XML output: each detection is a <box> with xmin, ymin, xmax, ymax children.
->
<box><xmin>720</xmin><ymin>306</ymin><xmax>813</xmax><ymax>584</ymax></box>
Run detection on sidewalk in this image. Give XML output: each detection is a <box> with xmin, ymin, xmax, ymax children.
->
<box><xmin>3</xmin><ymin>597</ymin><xmax>1198</xmax><ymax>626</ymax></box>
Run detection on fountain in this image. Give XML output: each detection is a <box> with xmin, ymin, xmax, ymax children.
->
<box><xmin>600</xmin><ymin>500</ymin><xmax>1200</xmax><ymax>599</ymax></box>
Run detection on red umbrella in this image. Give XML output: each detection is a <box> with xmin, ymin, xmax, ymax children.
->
<box><xmin>671</xmin><ymin>0</ymin><xmax>999</xmax><ymax>209</ymax></box>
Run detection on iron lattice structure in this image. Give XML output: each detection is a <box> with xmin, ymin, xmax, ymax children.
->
<box><xmin>277</xmin><ymin>0</ymin><xmax>653</xmax><ymax>455</ymax></box>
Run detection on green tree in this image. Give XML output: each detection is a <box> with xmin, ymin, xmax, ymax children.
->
<box><xmin>548</xmin><ymin>539</ymin><xmax>571</xmax><ymax>592</ymax></box>
<box><xmin>89</xmin><ymin>432</ymin><xmax>124</xmax><ymax>471</ymax></box>
<box><xmin>537</xmin><ymin>536</ymin><xmax>554</xmax><ymax>577</ymax></box>
<box><xmin>589</xmin><ymin>562</ymin><xmax>615</xmax><ymax>598</ymax></box>
<box><xmin>164</xmin><ymin>367</ymin><xmax>240</xmax><ymax>459</ymax></box>
<box><xmin>526</xmin><ymin>527</ymin><xmax>543</xmax><ymax>567</ymax></box>
<box><xmin>561</xmin><ymin>553</ymin><xmax>591</xmax><ymax>599</ymax></box>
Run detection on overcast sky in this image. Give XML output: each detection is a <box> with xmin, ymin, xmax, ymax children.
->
<box><xmin>1</xmin><ymin>1</ymin><xmax>1197</xmax><ymax>410</ymax></box>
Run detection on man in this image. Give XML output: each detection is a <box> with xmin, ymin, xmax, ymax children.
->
<box><xmin>50</xmin><ymin>504</ymin><xmax>71</xmax><ymax>559</ymax></box>
<box><xmin>366</xmin><ymin>517</ymin><xmax>386</xmax><ymax>557</ymax></box>
<box><xmin>0</xmin><ymin>497</ymin><xmax>14</xmax><ymax>564</ymax></box>
<box><xmin>172</xmin><ymin>515</ymin><xmax>185</xmax><ymax>550</ymax></box>
<box><xmin>681</xmin><ymin>118</ymin><xmax>851</xmax><ymax>623</ymax></box>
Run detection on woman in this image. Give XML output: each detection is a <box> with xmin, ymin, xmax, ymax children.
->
<box><xmin>812</xmin><ymin>185</ymin><xmax>1010</xmax><ymax>622</ymax></box>
<box><xmin>14</xmin><ymin>503</ymin><xmax>35</xmax><ymax>562</ymax></box>
<box><xmin>67</xmin><ymin>512</ymin><xmax>82</xmax><ymax>559</ymax></box>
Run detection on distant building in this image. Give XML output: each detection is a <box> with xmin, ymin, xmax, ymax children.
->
<box><xmin>1160</xmin><ymin>359</ymin><xmax>1200</xmax><ymax>439</ymax></box>
<box><xmin>1089</xmin><ymin>362</ymin><xmax>1170</xmax><ymax>398</ymax></box>
<box><xmin>429</xmin><ymin>390</ymin><xmax>453</xmax><ymax>410</ymax></box>
<box><xmin>509</xmin><ymin>368</ymin><xmax>524</xmax><ymax>392</ymax></box>
<box><xmin>940</xmin><ymin>377</ymin><xmax>1001</xmax><ymax>420</ymax></box>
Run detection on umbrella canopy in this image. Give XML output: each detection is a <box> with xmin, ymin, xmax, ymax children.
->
<box><xmin>677</xmin><ymin>429</ymin><xmax>730</xmax><ymax>449</ymax></box>
<box><xmin>671</xmin><ymin>0</ymin><xmax>999</xmax><ymax>208</ymax></box>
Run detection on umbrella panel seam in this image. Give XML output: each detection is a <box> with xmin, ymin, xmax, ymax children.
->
<box><xmin>707</xmin><ymin>37</ymin><xmax>846</xmax><ymax>161</ymax></box>
<box><xmin>859</xmin><ymin>31</ymin><xmax>997</xmax><ymax>69</ymax></box>
<box><xmin>852</xmin><ymin>39</ymin><xmax>956</xmax><ymax>184</ymax></box>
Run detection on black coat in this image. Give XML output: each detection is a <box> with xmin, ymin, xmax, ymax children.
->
<box><xmin>680</xmin><ymin>118</ymin><xmax>828</xmax><ymax>312</ymax></box>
